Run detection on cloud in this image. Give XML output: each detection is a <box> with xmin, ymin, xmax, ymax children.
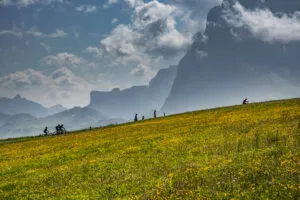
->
<box><xmin>40</xmin><ymin>42</ymin><xmax>52</xmax><ymax>53</ymax></box>
<box><xmin>27</xmin><ymin>29</ymin><xmax>67</xmax><ymax>38</ymax></box>
<box><xmin>86</xmin><ymin>0</ymin><xmax>194</xmax><ymax>78</ymax></box>
<box><xmin>43</xmin><ymin>52</ymin><xmax>84</xmax><ymax>67</ymax></box>
<box><xmin>0</xmin><ymin>69</ymin><xmax>47</xmax><ymax>89</ymax></box>
<box><xmin>103</xmin><ymin>0</ymin><xmax>119</xmax><ymax>8</ymax></box>
<box><xmin>0</xmin><ymin>0</ymin><xmax>64</xmax><ymax>7</ymax></box>
<box><xmin>223</xmin><ymin>2</ymin><xmax>300</xmax><ymax>43</ymax></box>
<box><xmin>101</xmin><ymin>24</ymin><xmax>141</xmax><ymax>57</ymax></box>
<box><xmin>133</xmin><ymin>0</ymin><xmax>177</xmax><ymax>29</ymax></box>
<box><xmin>0</xmin><ymin>68</ymin><xmax>92</xmax><ymax>107</ymax></box>
<box><xmin>0</xmin><ymin>30</ymin><xmax>23</xmax><ymax>38</ymax></box>
<box><xmin>75</xmin><ymin>5</ymin><xmax>97</xmax><ymax>13</ymax></box>
<box><xmin>81</xmin><ymin>0</ymin><xmax>220</xmax><ymax>85</ymax></box>
<box><xmin>43</xmin><ymin>52</ymin><xmax>96</xmax><ymax>69</ymax></box>
<box><xmin>130</xmin><ymin>63</ymin><xmax>154</xmax><ymax>77</ymax></box>
<box><xmin>83</xmin><ymin>0</ymin><xmax>211</xmax><ymax>83</ymax></box>
<box><xmin>112</xmin><ymin>18</ymin><xmax>118</xmax><ymax>24</ymax></box>
<box><xmin>124</xmin><ymin>0</ymin><xmax>137</xmax><ymax>8</ymax></box>
<box><xmin>168</xmin><ymin>0</ymin><xmax>222</xmax><ymax>32</ymax></box>
<box><xmin>0</xmin><ymin>28</ymin><xmax>67</xmax><ymax>38</ymax></box>
<box><xmin>97</xmin><ymin>0</ymin><xmax>220</xmax><ymax>61</ymax></box>
<box><xmin>108</xmin><ymin>0</ymin><xmax>118</xmax><ymax>4</ymax></box>
<box><xmin>47</xmin><ymin>29</ymin><xmax>67</xmax><ymax>38</ymax></box>
<box><xmin>83</xmin><ymin>46</ymin><xmax>102</xmax><ymax>56</ymax></box>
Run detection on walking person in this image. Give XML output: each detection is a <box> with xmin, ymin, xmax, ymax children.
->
<box><xmin>43</xmin><ymin>127</ymin><xmax>49</xmax><ymax>136</ymax></box>
<box><xmin>134</xmin><ymin>114</ymin><xmax>138</xmax><ymax>122</ymax></box>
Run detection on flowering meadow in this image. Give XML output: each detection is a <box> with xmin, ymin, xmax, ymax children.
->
<box><xmin>0</xmin><ymin>99</ymin><xmax>299</xmax><ymax>199</ymax></box>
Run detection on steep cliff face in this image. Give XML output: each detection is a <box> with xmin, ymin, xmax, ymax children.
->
<box><xmin>162</xmin><ymin>0</ymin><xmax>300</xmax><ymax>114</ymax></box>
<box><xmin>89</xmin><ymin>65</ymin><xmax>177</xmax><ymax>118</ymax></box>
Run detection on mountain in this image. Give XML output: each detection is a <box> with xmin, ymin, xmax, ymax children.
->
<box><xmin>40</xmin><ymin>106</ymin><xmax>108</xmax><ymax>131</ymax></box>
<box><xmin>0</xmin><ymin>94</ymin><xmax>48</xmax><ymax>117</ymax></box>
<box><xmin>89</xmin><ymin>65</ymin><xmax>177</xmax><ymax>118</ymax></box>
<box><xmin>0</xmin><ymin>95</ymin><xmax>67</xmax><ymax>117</ymax></box>
<box><xmin>0</xmin><ymin>113</ymin><xmax>11</xmax><ymax>127</ymax></box>
<box><xmin>162</xmin><ymin>0</ymin><xmax>300</xmax><ymax>114</ymax></box>
<box><xmin>0</xmin><ymin>113</ymin><xmax>38</xmax><ymax>138</ymax></box>
<box><xmin>48</xmin><ymin>105</ymin><xmax>67</xmax><ymax>116</ymax></box>
<box><xmin>0</xmin><ymin>106</ymin><xmax>125</xmax><ymax>138</ymax></box>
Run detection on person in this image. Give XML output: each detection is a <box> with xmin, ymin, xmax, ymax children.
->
<box><xmin>142</xmin><ymin>116</ymin><xmax>145</xmax><ymax>120</ymax></box>
<box><xmin>164</xmin><ymin>112</ymin><xmax>166</xmax><ymax>117</ymax></box>
<box><xmin>60</xmin><ymin>124</ymin><xmax>66</xmax><ymax>134</ymax></box>
<box><xmin>243</xmin><ymin>98</ymin><xmax>248</xmax><ymax>105</ymax></box>
<box><xmin>43</xmin><ymin>127</ymin><xmax>49</xmax><ymax>135</ymax></box>
<box><xmin>154</xmin><ymin>110</ymin><xmax>157</xmax><ymax>118</ymax></box>
<box><xmin>55</xmin><ymin>124</ymin><xmax>60</xmax><ymax>134</ymax></box>
<box><xmin>134</xmin><ymin>114</ymin><xmax>138</xmax><ymax>122</ymax></box>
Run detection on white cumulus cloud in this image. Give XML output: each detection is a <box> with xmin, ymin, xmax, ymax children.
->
<box><xmin>223</xmin><ymin>2</ymin><xmax>300</xmax><ymax>43</ymax></box>
<box><xmin>43</xmin><ymin>52</ymin><xmax>96</xmax><ymax>69</ymax></box>
<box><xmin>0</xmin><ymin>68</ymin><xmax>92</xmax><ymax>107</ymax></box>
<box><xmin>75</xmin><ymin>5</ymin><xmax>97</xmax><ymax>13</ymax></box>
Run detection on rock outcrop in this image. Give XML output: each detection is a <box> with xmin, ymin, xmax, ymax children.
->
<box><xmin>89</xmin><ymin>65</ymin><xmax>177</xmax><ymax>118</ymax></box>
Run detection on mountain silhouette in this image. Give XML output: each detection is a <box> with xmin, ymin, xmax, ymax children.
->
<box><xmin>0</xmin><ymin>95</ymin><xmax>67</xmax><ymax>117</ymax></box>
<box><xmin>89</xmin><ymin>65</ymin><xmax>177</xmax><ymax>118</ymax></box>
<box><xmin>162</xmin><ymin>0</ymin><xmax>300</xmax><ymax>114</ymax></box>
<box><xmin>0</xmin><ymin>106</ymin><xmax>124</xmax><ymax>138</ymax></box>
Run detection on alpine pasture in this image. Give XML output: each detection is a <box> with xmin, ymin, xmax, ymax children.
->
<box><xmin>0</xmin><ymin>99</ymin><xmax>299</xmax><ymax>199</ymax></box>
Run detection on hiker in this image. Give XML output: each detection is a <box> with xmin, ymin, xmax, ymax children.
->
<box><xmin>142</xmin><ymin>116</ymin><xmax>145</xmax><ymax>120</ymax></box>
<box><xmin>43</xmin><ymin>127</ymin><xmax>49</xmax><ymax>135</ymax></box>
<box><xmin>243</xmin><ymin>98</ymin><xmax>248</xmax><ymax>105</ymax></box>
<box><xmin>134</xmin><ymin>114</ymin><xmax>138</xmax><ymax>122</ymax></box>
<box><xmin>154</xmin><ymin>110</ymin><xmax>157</xmax><ymax>118</ymax></box>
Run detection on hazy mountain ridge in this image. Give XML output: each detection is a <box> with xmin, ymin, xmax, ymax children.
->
<box><xmin>0</xmin><ymin>94</ymin><xmax>67</xmax><ymax>117</ymax></box>
<box><xmin>0</xmin><ymin>65</ymin><xmax>179</xmax><ymax>137</ymax></box>
<box><xmin>162</xmin><ymin>0</ymin><xmax>300</xmax><ymax>114</ymax></box>
<box><xmin>0</xmin><ymin>107</ymin><xmax>125</xmax><ymax>139</ymax></box>
<box><xmin>89</xmin><ymin>65</ymin><xmax>177</xmax><ymax>118</ymax></box>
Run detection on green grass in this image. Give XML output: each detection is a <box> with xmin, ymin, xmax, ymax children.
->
<box><xmin>0</xmin><ymin>99</ymin><xmax>299</xmax><ymax>199</ymax></box>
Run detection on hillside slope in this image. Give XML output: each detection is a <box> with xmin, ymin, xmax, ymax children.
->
<box><xmin>0</xmin><ymin>98</ymin><xmax>299</xmax><ymax>199</ymax></box>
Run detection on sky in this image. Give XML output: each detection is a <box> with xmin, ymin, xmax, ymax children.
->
<box><xmin>0</xmin><ymin>0</ymin><xmax>222</xmax><ymax>108</ymax></box>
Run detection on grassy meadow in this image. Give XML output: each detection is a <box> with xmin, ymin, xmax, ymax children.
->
<box><xmin>0</xmin><ymin>99</ymin><xmax>299</xmax><ymax>199</ymax></box>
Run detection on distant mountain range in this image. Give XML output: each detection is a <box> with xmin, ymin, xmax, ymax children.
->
<box><xmin>0</xmin><ymin>94</ymin><xmax>67</xmax><ymax>117</ymax></box>
<box><xmin>0</xmin><ymin>65</ymin><xmax>177</xmax><ymax>138</ymax></box>
<box><xmin>89</xmin><ymin>65</ymin><xmax>177</xmax><ymax>118</ymax></box>
<box><xmin>0</xmin><ymin>106</ymin><xmax>125</xmax><ymax>139</ymax></box>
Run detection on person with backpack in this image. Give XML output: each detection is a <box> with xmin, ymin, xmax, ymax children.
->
<box><xmin>43</xmin><ymin>127</ymin><xmax>49</xmax><ymax>135</ymax></box>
